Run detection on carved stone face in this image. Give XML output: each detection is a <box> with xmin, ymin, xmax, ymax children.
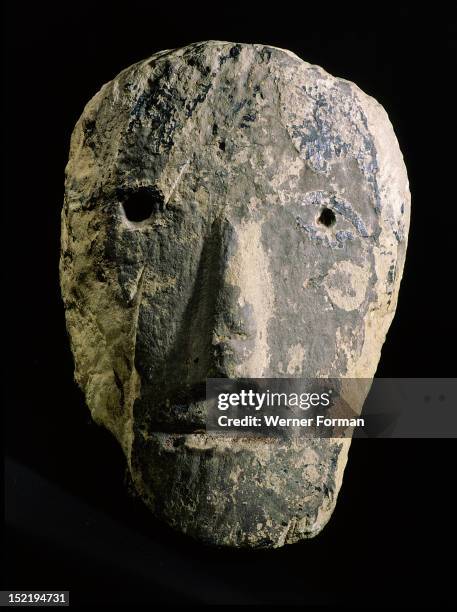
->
<box><xmin>61</xmin><ymin>41</ymin><xmax>410</xmax><ymax>547</ymax></box>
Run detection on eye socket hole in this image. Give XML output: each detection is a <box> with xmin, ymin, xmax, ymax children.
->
<box><xmin>121</xmin><ymin>187</ymin><xmax>164</xmax><ymax>222</ymax></box>
<box><xmin>318</xmin><ymin>207</ymin><xmax>336</xmax><ymax>227</ymax></box>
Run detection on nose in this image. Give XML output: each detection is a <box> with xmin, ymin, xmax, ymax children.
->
<box><xmin>210</xmin><ymin>216</ymin><xmax>274</xmax><ymax>378</ymax></box>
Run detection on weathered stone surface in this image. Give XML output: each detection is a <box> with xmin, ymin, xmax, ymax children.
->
<box><xmin>60</xmin><ymin>41</ymin><xmax>410</xmax><ymax>547</ymax></box>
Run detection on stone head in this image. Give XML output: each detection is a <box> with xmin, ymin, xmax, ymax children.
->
<box><xmin>61</xmin><ymin>41</ymin><xmax>409</xmax><ymax>547</ymax></box>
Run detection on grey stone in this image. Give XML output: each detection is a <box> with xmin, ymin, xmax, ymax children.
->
<box><xmin>60</xmin><ymin>41</ymin><xmax>410</xmax><ymax>547</ymax></box>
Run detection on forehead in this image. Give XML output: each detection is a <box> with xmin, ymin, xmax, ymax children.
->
<box><xmin>82</xmin><ymin>42</ymin><xmax>378</xmax><ymax>221</ymax></box>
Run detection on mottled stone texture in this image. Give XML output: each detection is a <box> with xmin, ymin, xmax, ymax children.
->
<box><xmin>60</xmin><ymin>41</ymin><xmax>410</xmax><ymax>547</ymax></box>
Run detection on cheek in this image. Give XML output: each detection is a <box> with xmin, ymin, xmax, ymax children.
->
<box><xmin>119</xmin><ymin>211</ymin><xmax>213</xmax><ymax>378</ymax></box>
<box><xmin>263</xmin><ymin>228</ymin><xmax>374</xmax><ymax>377</ymax></box>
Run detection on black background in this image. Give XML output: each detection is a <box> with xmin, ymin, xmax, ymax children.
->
<box><xmin>3</xmin><ymin>2</ymin><xmax>457</xmax><ymax>607</ymax></box>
